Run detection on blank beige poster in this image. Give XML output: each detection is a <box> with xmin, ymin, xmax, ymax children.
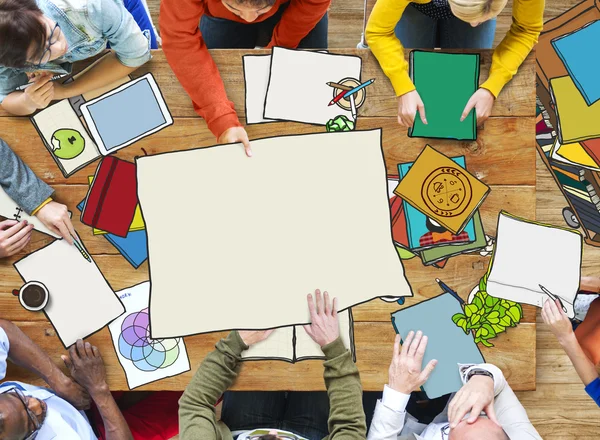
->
<box><xmin>137</xmin><ymin>130</ymin><xmax>412</xmax><ymax>338</ymax></box>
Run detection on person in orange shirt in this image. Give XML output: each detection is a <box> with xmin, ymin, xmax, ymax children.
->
<box><xmin>160</xmin><ymin>0</ymin><xmax>330</xmax><ymax>157</ymax></box>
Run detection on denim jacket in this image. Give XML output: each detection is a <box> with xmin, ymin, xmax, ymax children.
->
<box><xmin>0</xmin><ymin>0</ymin><xmax>151</xmax><ymax>102</ymax></box>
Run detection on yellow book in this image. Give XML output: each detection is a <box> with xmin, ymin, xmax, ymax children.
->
<box><xmin>88</xmin><ymin>176</ymin><xmax>145</xmax><ymax>235</ymax></box>
<box><xmin>550</xmin><ymin>75</ymin><xmax>600</xmax><ymax>144</ymax></box>
<box><xmin>394</xmin><ymin>145</ymin><xmax>490</xmax><ymax>234</ymax></box>
<box><xmin>556</xmin><ymin>140</ymin><xmax>600</xmax><ymax>171</ymax></box>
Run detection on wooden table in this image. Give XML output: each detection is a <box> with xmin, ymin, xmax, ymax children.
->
<box><xmin>0</xmin><ymin>49</ymin><xmax>537</xmax><ymax>391</ymax></box>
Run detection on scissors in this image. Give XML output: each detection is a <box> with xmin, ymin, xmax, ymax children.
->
<box><xmin>539</xmin><ymin>284</ymin><xmax>568</xmax><ymax>314</ymax></box>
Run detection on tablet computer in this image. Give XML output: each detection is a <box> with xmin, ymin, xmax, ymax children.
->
<box><xmin>80</xmin><ymin>73</ymin><xmax>173</xmax><ymax>155</ymax></box>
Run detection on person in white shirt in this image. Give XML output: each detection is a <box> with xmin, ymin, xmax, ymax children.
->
<box><xmin>367</xmin><ymin>330</ymin><xmax>541</xmax><ymax>440</ymax></box>
<box><xmin>0</xmin><ymin>318</ymin><xmax>132</xmax><ymax>439</ymax></box>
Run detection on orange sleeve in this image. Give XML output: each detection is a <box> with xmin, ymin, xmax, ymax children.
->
<box><xmin>160</xmin><ymin>0</ymin><xmax>242</xmax><ymax>139</ymax></box>
<box><xmin>267</xmin><ymin>0</ymin><xmax>331</xmax><ymax>48</ymax></box>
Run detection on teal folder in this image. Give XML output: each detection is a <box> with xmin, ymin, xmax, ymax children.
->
<box><xmin>409</xmin><ymin>51</ymin><xmax>480</xmax><ymax>141</ymax></box>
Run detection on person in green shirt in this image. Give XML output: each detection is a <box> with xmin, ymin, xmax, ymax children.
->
<box><xmin>178</xmin><ymin>289</ymin><xmax>367</xmax><ymax>440</ymax></box>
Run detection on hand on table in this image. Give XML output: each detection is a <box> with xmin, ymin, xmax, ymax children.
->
<box><xmin>36</xmin><ymin>201</ymin><xmax>75</xmax><ymax>244</ymax></box>
<box><xmin>61</xmin><ymin>340</ymin><xmax>110</xmax><ymax>398</ymax></box>
<box><xmin>218</xmin><ymin>126</ymin><xmax>252</xmax><ymax>157</ymax></box>
<box><xmin>22</xmin><ymin>73</ymin><xmax>56</xmax><ymax>110</ymax></box>
<box><xmin>303</xmin><ymin>289</ymin><xmax>340</xmax><ymax>347</ymax></box>
<box><xmin>48</xmin><ymin>370</ymin><xmax>91</xmax><ymax>410</ymax></box>
<box><xmin>397</xmin><ymin>90</ymin><xmax>427</xmax><ymax>128</ymax></box>
<box><xmin>461</xmin><ymin>88</ymin><xmax>495</xmax><ymax>126</ymax></box>
<box><xmin>541</xmin><ymin>298</ymin><xmax>574</xmax><ymax>345</ymax></box>
<box><xmin>0</xmin><ymin>220</ymin><xmax>34</xmax><ymax>258</ymax></box>
<box><xmin>238</xmin><ymin>329</ymin><xmax>275</xmax><ymax>346</ymax></box>
<box><xmin>388</xmin><ymin>331</ymin><xmax>437</xmax><ymax>395</ymax></box>
<box><xmin>448</xmin><ymin>373</ymin><xmax>498</xmax><ymax>428</ymax></box>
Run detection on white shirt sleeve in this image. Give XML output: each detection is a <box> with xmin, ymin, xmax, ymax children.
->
<box><xmin>0</xmin><ymin>326</ymin><xmax>9</xmax><ymax>380</ymax></box>
<box><xmin>367</xmin><ymin>385</ymin><xmax>411</xmax><ymax>440</ymax></box>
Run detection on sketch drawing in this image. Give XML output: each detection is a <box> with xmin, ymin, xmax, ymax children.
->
<box><xmin>109</xmin><ymin>282</ymin><xmax>190</xmax><ymax>389</ymax></box>
<box><xmin>13</xmin><ymin>235</ymin><xmax>124</xmax><ymax>348</ymax></box>
<box><xmin>136</xmin><ymin>129</ymin><xmax>413</xmax><ymax>338</ymax></box>
<box><xmin>486</xmin><ymin>211</ymin><xmax>582</xmax><ymax>319</ymax></box>
<box><xmin>263</xmin><ymin>48</ymin><xmax>362</xmax><ymax>126</ymax></box>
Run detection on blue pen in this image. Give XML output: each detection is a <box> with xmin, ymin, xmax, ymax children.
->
<box><xmin>328</xmin><ymin>78</ymin><xmax>376</xmax><ymax>106</ymax></box>
<box><xmin>436</xmin><ymin>278</ymin><xmax>465</xmax><ymax>304</ymax></box>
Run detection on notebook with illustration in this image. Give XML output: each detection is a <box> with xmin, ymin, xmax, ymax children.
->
<box><xmin>0</xmin><ymin>187</ymin><xmax>61</xmax><ymax>238</ymax></box>
<box><xmin>395</xmin><ymin>146</ymin><xmax>488</xmax><ymax>235</ymax></box>
<box><xmin>550</xmin><ymin>75</ymin><xmax>600</xmax><ymax>144</ymax></box>
<box><xmin>551</xmin><ymin>20</ymin><xmax>600</xmax><ymax>106</ymax></box>
<box><xmin>486</xmin><ymin>212</ymin><xmax>582</xmax><ymax>319</ymax></box>
<box><xmin>391</xmin><ymin>293</ymin><xmax>485</xmax><ymax>399</ymax></box>
<box><xmin>242</xmin><ymin>310</ymin><xmax>354</xmax><ymax>362</ymax></box>
<box><xmin>409</xmin><ymin>51</ymin><xmax>480</xmax><ymax>141</ymax></box>
<box><xmin>420</xmin><ymin>210</ymin><xmax>486</xmax><ymax>266</ymax></box>
<box><xmin>86</xmin><ymin>176</ymin><xmax>145</xmax><ymax>235</ymax></box>
<box><xmin>581</xmin><ymin>138</ymin><xmax>600</xmax><ymax>167</ymax></box>
<box><xmin>555</xmin><ymin>139</ymin><xmax>600</xmax><ymax>170</ymax></box>
<box><xmin>31</xmin><ymin>99</ymin><xmax>101</xmax><ymax>177</ymax></box>
<box><xmin>81</xmin><ymin>157</ymin><xmax>138</xmax><ymax>237</ymax></box>
<box><xmin>388</xmin><ymin>177</ymin><xmax>410</xmax><ymax>249</ymax></box>
<box><xmin>77</xmin><ymin>199</ymin><xmax>148</xmax><ymax>269</ymax></box>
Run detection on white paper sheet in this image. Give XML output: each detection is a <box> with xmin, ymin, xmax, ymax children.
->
<box><xmin>108</xmin><ymin>282</ymin><xmax>190</xmax><ymax>389</ymax></box>
<box><xmin>137</xmin><ymin>130</ymin><xmax>412</xmax><ymax>338</ymax></box>
<box><xmin>243</xmin><ymin>54</ymin><xmax>276</xmax><ymax>124</ymax></box>
<box><xmin>14</xmin><ymin>236</ymin><xmax>124</xmax><ymax>347</ymax></box>
<box><xmin>264</xmin><ymin>48</ymin><xmax>362</xmax><ymax>125</ymax></box>
<box><xmin>487</xmin><ymin>212</ymin><xmax>582</xmax><ymax>318</ymax></box>
<box><xmin>0</xmin><ymin>187</ymin><xmax>60</xmax><ymax>238</ymax></box>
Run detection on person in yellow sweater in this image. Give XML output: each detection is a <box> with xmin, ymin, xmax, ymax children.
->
<box><xmin>366</xmin><ymin>0</ymin><xmax>544</xmax><ymax>127</ymax></box>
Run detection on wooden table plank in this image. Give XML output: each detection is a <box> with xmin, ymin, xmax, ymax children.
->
<box><xmin>5</xmin><ymin>321</ymin><xmax>535</xmax><ymax>391</ymax></box>
<box><xmin>0</xmin><ymin>50</ymin><xmax>535</xmax><ymax>119</ymax></box>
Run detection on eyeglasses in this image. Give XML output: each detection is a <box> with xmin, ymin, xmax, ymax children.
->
<box><xmin>441</xmin><ymin>424</ymin><xmax>450</xmax><ymax>440</ymax></box>
<box><xmin>36</xmin><ymin>22</ymin><xmax>61</xmax><ymax>68</ymax></box>
<box><xmin>0</xmin><ymin>387</ymin><xmax>42</xmax><ymax>440</ymax></box>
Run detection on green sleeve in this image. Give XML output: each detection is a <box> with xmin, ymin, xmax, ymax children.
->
<box><xmin>178</xmin><ymin>331</ymin><xmax>248</xmax><ymax>440</ymax></box>
<box><xmin>321</xmin><ymin>337</ymin><xmax>367</xmax><ymax>440</ymax></box>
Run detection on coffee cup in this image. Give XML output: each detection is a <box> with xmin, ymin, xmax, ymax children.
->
<box><xmin>13</xmin><ymin>281</ymin><xmax>49</xmax><ymax>312</ymax></box>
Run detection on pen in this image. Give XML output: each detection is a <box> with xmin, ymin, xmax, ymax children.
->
<box><xmin>15</xmin><ymin>73</ymin><xmax>67</xmax><ymax>91</ymax></box>
<box><xmin>349</xmin><ymin>94</ymin><xmax>357</xmax><ymax>121</ymax></box>
<box><xmin>326</xmin><ymin>82</ymin><xmax>354</xmax><ymax>91</ymax></box>
<box><xmin>71</xmin><ymin>234</ymin><xmax>92</xmax><ymax>263</ymax></box>
<box><xmin>539</xmin><ymin>284</ymin><xmax>568</xmax><ymax>313</ymax></box>
<box><xmin>328</xmin><ymin>78</ymin><xmax>376</xmax><ymax>106</ymax></box>
<box><xmin>436</xmin><ymin>278</ymin><xmax>465</xmax><ymax>305</ymax></box>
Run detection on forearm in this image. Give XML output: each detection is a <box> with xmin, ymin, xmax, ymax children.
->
<box><xmin>580</xmin><ymin>276</ymin><xmax>600</xmax><ymax>294</ymax></box>
<box><xmin>0</xmin><ymin>319</ymin><xmax>64</xmax><ymax>388</ymax></box>
<box><xmin>365</xmin><ymin>0</ymin><xmax>413</xmax><ymax>96</ymax></box>
<box><xmin>59</xmin><ymin>52</ymin><xmax>137</xmax><ymax>99</ymax></box>
<box><xmin>1</xmin><ymin>92</ymin><xmax>38</xmax><ymax>116</ymax></box>
<box><xmin>92</xmin><ymin>387</ymin><xmax>133</xmax><ymax>440</ymax></box>
<box><xmin>560</xmin><ymin>333</ymin><xmax>599</xmax><ymax>386</ymax></box>
<box><xmin>267</xmin><ymin>0</ymin><xmax>330</xmax><ymax>48</ymax></box>
<box><xmin>179</xmin><ymin>331</ymin><xmax>247</xmax><ymax>439</ymax></box>
<box><xmin>322</xmin><ymin>338</ymin><xmax>366</xmax><ymax>439</ymax></box>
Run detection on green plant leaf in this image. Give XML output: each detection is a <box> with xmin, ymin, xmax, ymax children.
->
<box><xmin>452</xmin><ymin>313</ymin><xmax>466</xmax><ymax>324</ymax></box>
<box><xmin>491</xmin><ymin>324</ymin><xmax>505</xmax><ymax>333</ymax></box>
<box><xmin>465</xmin><ymin>304</ymin><xmax>478</xmax><ymax>317</ymax></box>
<box><xmin>480</xmin><ymin>339</ymin><xmax>494</xmax><ymax>347</ymax></box>
<box><xmin>497</xmin><ymin>306</ymin><xmax>507</xmax><ymax>317</ymax></box>
<box><xmin>482</xmin><ymin>323</ymin><xmax>497</xmax><ymax>338</ymax></box>
<box><xmin>473</xmin><ymin>295</ymin><xmax>484</xmax><ymax>309</ymax></box>
<box><xmin>470</xmin><ymin>314</ymin><xmax>481</xmax><ymax>326</ymax></box>
<box><xmin>460</xmin><ymin>321</ymin><xmax>469</xmax><ymax>334</ymax></box>
<box><xmin>507</xmin><ymin>305</ymin><xmax>522</xmax><ymax>323</ymax></box>
<box><xmin>485</xmin><ymin>295</ymin><xmax>499</xmax><ymax>308</ymax></box>
<box><xmin>487</xmin><ymin>311</ymin><xmax>500</xmax><ymax>324</ymax></box>
<box><xmin>499</xmin><ymin>316</ymin><xmax>512</xmax><ymax>327</ymax></box>
<box><xmin>474</xmin><ymin>336</ymin><xmax>481</xmax><ymax>343</ymax></box>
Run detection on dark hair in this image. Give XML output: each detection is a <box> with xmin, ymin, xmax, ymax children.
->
<box><xmin>236</xmin><ymin>0</ymin><xmax>277</xmax><ymax>7</ymax></box>
<box><xmin>0</xmin><ymin>0</ymin><xmax>47</xmax><ymax>68</ymax></box>
<box><xmin>257</xmin><ymin>436</ymin><xmax>278</xmax><ymax>440</ymax></box>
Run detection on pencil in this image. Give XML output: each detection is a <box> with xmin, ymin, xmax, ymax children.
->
<box><xmin>71</xmin><ymin>234</ymin><xmax>92</xmax><ymax>263</ymax></box>
<box><xmin>350</xmin><ymin>94</ymin><xmax>357</xmax><ymax>121</ymax></box>
<box><xmin>326</xmin><ymin>82</ymin><xmax>353</xmax><ymax>91</ymax></box>
<box><xmin>435</xmin><ymin>278</ymin><xmax>465</xmax><ymax>304</ymax></box>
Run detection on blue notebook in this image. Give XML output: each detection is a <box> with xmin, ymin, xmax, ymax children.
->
<box><xmin>398</xmin><ymin>156</ymin><xmax>476</xmax><ymax>251</ymax></box>
<box><xmin>77</xmin><ymin>200</ymin><xmax>148</xmax><ymax>268</ymax></box>
<box><xmin>391</xmin><ymin>293</ymin><xmax>485</xmax><ymax>399</ymax></box>
<box><xmin>552</xmin><ymin>20</ymin><xmax>600</xmax><ymax>106</ymax></box>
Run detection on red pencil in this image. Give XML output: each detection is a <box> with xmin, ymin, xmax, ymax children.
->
<box><xmin>328</xmin><ymin>90</ymin><xmax>347</xmax><ymax>106</ymax></box>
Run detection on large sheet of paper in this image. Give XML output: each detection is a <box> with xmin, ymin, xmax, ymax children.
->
<box><xmin>264</xmin><ymin>48</ymin><xmax>362</xmax><ymax>125</ymax></box>
<box><xmin>109</xmin><ymin>282</ymin><xmax>190</xmax><ymax>389</ymax></box>
<box><xmin>137</xmin><ymin>130</ymin><xmax>412</xmax><ymax>338</ymax></box>
<box><xmin>243</xmin><ymin>54</ymin><xmax>275</xmax><ymax>125</ymax></box>
<box><xmin>487</xmin><ymin>212</ymin><xmax>582</xmax><ymax>318</ymax></box>
<box><xmin>14</xmin><ymin>237</ymin><xmax>124</xmax><ymax>347</ymax></box>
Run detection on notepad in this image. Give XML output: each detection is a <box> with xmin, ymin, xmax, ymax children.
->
<box><xmin>391</xmin><ymin>293</ymin><xmax>485</xmax><ymax>399</ymax></box>
<box><xmin>408</xmin><ymin>51</ymin><xmax>480</xmax><ymax>141</ymax></box>
<box><xmin>243</xmin><ymin>54</ymin><xmax>276</xmax><ymax>125</ymax></box>
<box><xmin>486</xmin><ymin>212</ymin><xmax>582</xmax><ymax>319</ymax></box>
<box><xmin>394</xmin><ymin>146</ymin><xmax>490</xmax><ymax>234</ymax></box>
<box><xmin>242</xmin><ymin>310</ymin><xmax>354</xmax><ymax>362</ymax></box>
<box><xmin>550</xmin><ymin>75</ymin><xmax>600</xmax><ymax>144</ymax></box>
<box><xmin>552</xmin><ymin>20</ymin><xmax>600</xmax><ymax>106</ymax></box>
<box><xmin>556</xmin><ymin>139</ymin><xmax>600</xmax><ymax>170</ymax></box>
<box><xmin>14</xmin><ymin>236</ymin><xmax>124</xmax><ymax>347</ymax></box>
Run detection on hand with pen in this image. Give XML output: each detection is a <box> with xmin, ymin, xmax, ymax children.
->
<box><xmin>36</xmin><ymin>201</ymin><xmax>76</xmax><ymax>245</ymax></box>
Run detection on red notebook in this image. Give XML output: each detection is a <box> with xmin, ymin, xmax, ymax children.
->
<box><xmin>81</xmin><ymin>157</ymin><xmax>138</xmax><ymax>237</ymax></box>
<box><xmin>582</xmin><ymin>138</ymin><xmax>600</xmax><ymax>167</ymax></box>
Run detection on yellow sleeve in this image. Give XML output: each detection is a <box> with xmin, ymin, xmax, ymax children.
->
<box><xmin>481</xmin><ymin>0</ymin><xmax>544</xmax><ymax>97</ymax></box>
<box><xmin>366</xmin><ymin>0</ymin><xmax>425</xmax><ymax>97</ymax></box>
<box><xmin>31</xmin><ymin>197</ymin><xmax>52</xmax><ymax>216</ymax></box>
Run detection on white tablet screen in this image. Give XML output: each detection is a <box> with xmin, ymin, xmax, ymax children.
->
<box><xmin>85</xmin><ymin>78</ymin><xmax>166</xmax><ymax>151</ymax></box>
